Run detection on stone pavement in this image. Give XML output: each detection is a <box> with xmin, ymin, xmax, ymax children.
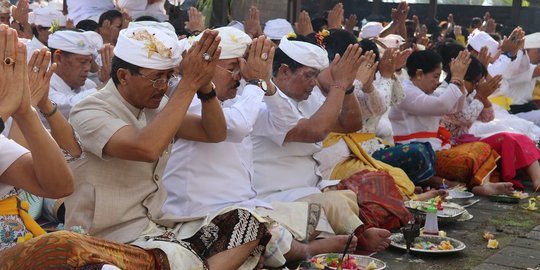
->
<box><xmin>372</xmin><ymin>195</ymin><xmax>540</xmax><ymax>270</ymax></box>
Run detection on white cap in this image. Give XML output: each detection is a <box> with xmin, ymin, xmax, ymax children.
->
<box><xmin>128</xmin><ymin>21</ymin><xmax>176</xmax><ymax>33</ymax></box>
<box><xmin>524</xmin><ymin>32</ymin><xmax>540</xmax><ymax>49</ymax></box>
<box><xmin>48</xmin><ymin>30</ymin><xmax>103</xmax><ymax>57</ymax></box>
<box><xmin>360</xmin><ymin>21</ymin><xmax>383</xmax><ymax>39</ymax></box>
<box><xmin>278</xmin><ymin>36</ymin><xmax>329</xmax><ymax>70</ymax></box>
<box><xmin>467</xmin><ymin>30</ymin><xmax>499</xmax><ymax>57</ymax></box>
<box><xmin>227</xmin><ymin>20</ymin><xmax>245</xmax><ymax>32</ymax></box>
<box><xmin>0</xmin><ymin>0</ymin><xmax>11</xmax><ymax>14</ymax></box>
<box><xmin>264</xmin><ymin>18</ymin><xmax>294</xmax><ymax>40</ymax></box>
<box><xmin>28</xmin><ymin>7</ymin><xmax>66</xmax><ymax>27</ymax></box>
<box><xmin>377</xmin><ymin>34</ymin><xmax>405</xmax><ymax>49</ymax></box>
<box><xmin>47</xmin><ymin>0</ymin><xmax>63</xmax><ymax>11</ymax></box>
<box><xmin>193</xmin><ymin>27</ymin><xmax>252</xmax><ymax>60</ymax></box>
<box><xmin>114</xmin><ymin>26</ymin><xmax>181</xmax><ymax>70</ymax></box>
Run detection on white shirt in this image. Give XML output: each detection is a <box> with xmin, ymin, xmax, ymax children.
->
<box><xmin>48</xmin><ymin>73</ymin><xmax>97</xmax><ymax>127</ymax></box>
<box><xmin>67</xmin><ymin>0</ymin><xmax>115</xmax><ymax>24</ymax></box>
<box><xmin>162</xmin><ymin>84</ymin><xmax>296</xmax><ymax>217</ymax></box>
<box><xmin>389</xmin><ymin>79</ymin><xmax>466</xmax><ymax>151</ymax></box>
<box><xmin>0</xmin><ymin>135</ymin><xmax>29</xmax><ymax>197</ymax></box>
<box><xmin>505</xmin><ymin>59</ymin><xmax>538</xmax><ymax>105</ymax></box>
<box><xmin>251</xmin><ymin>87</ymin><xmax>339</xmax><ymax>203</ymax></box>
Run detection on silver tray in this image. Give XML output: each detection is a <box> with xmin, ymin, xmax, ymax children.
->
<box><xmin>389</xmin><ymin>233</ymin><xmax>466</xmax><ymax>254</ymax></box>
<box><xmin>310</xmin><ymin>253</ymin><xmax>386</xmax><ymax>269</ymax></box>
<box><xmin>405</xmin><ymin>200</ymin><xmax>466</xmax><ymax>223</ymax></box>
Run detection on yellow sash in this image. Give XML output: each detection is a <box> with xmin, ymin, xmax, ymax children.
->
<box><xmin>533</xmin><ymin>81</ymin><xmax>540</xmax><ymax>100</ymax></box>
<box><xmin>0</xmin><ymin>196</ymin><xmax>46</xmax><ymax>241</ymax></box>
<box><xmin>323</xmin><ymin>132</ymin><xmax>417</xmax><ymax>199</ymax></box>
<box><xmin>489</xmin><ymin>96</ymin><xmax>513</xmax><ymax>111</ymax></box>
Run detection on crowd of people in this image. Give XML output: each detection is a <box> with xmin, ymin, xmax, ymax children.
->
<box><xmin>0</xmin><ymin>0</ymin><xmax>539</xmax><ymax>269</ymax></box>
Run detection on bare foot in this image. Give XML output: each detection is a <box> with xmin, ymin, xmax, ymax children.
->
<box><xmin>471</xmin><ymin>182</ymin><xmax>514</xmax><ymax>196</ymax></box>
<box><xmin>362</xmin><ymin>227</ymin><xmax>391</xmax><ymax>252</ymax></box>
<box><xmin>312</xmin><ymin>235</ymin><xmax>358</xmax><ymax>254</ymax></box>
<box><xmin>415</xmin><ymin>189</ymin><xmax>448</xmax><ymax>201</ymax></box>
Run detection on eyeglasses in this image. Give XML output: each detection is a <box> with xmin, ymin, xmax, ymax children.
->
<box><xmin>138</xmin><ymin>73</ymin><xmax>178</xmax><ymax>89</ymax></box>
<box><xmin>216</xmin><ymin>65</ymin><xmax>241</xmax><ymax>78</ymax></box>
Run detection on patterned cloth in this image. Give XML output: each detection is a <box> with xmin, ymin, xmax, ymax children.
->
<box><xmin>183</xmin><ymin>209</ymin><xmax>271</xmax><ymax>265</ymax></box>
<box><xmin>372</xmin><ymin>142</ymin><xmax>437</xmax><ymax>184</ymax></box>
<box><xmin>0</xmin><ymin>231</ymin><xmax>168</xmax><ymax>270</ymax></box>
<box><xmin>336</xmin><ymin>170</ymin><xmax>412</xmax><ymax>231</ymax></box>
<box><xmin>435</xmin><ymin>142</ymin><xmax>500</xmax><ymax>188</ymax></box>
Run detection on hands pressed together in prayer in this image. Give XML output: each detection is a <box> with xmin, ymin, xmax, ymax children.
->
<box><xmin>449</xmin><ymin>50</ymin><xmax>472</xmax><ymax>92</ymax></box>
<box><xmin>240</xmin><ymin>35</ymin><xmax>276</xmax><ymax>94</ymax></box>
<box><xmin>0</xmin><ymin>25</ymin><xmax>31</xmax><ymax>120</ymax></box>
<box><xmin>181</xmin><ymin>30</ymin><xmax>222</xmax><ymax>94</ymax></box>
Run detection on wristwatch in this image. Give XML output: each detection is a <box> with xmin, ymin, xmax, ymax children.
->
<box><xmin>247</xmin><ymin>79</ymin><xmax>268</xmax><ymax>92</ymax></box>
<box><xmin>0</xmin><ymin>116</ymin><xmax>4</xmax><ymax>134</ymax></box>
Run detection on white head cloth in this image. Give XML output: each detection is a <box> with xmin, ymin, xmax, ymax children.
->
<box><xmin>264</xmin><ymin>18</ymin><xmax>294</xmax><ymax>40</ymax></box>
<box><xmin>278</xmin><ymin>36</ymin><xmax>329</xmax><ymax>70</ymax></box>
<box><xmin>0</xmin><ymin>0</ymin><xmax>11</xmax><ymax>14</ymax></box>
<box><xmin>227</xmin><ymin>20</ymin><xmax>245</xmax><ymax>32</ymax></box>
<box><xmin>128</xmin><ymin>21</ymin><xmax>176</xmax><ymax>33</ymax></box>
<box><xmin>28</xmin><ymin>7</ymin><xmax>66</xmax><ymax>27</ymax></box>
<box><xmin>360</xmin><ymin>21</ymin><xmax>383</xmax><ymax>39</ymax></box>
<box><xmin>467</xmin><ymin>30</ymin><xmax>499</xmax><ymax>57</ymax></box>
<box><xmin>114</xmin><ymin>26</ymin><xmax>181</xmax><ymax>70</ymax></box>
<box><xmin>377</xmin><ymin>34</ymin><xmax>405</xmax><ymax>49</ymax></box>
<box><xmin>47</xmin><ymin>0</ymin><xmax>63</xmax><ymax>11</ymax></box>
<box><xmin>193</xmin><ymin>27</ymin><xmax>252</xmax><ymax>60</ymax></box>
<box><xmin>524</xmin><ymin>32</ymin><xmax>540</xmax><ymax>49</ymax></box>
<box><xmin>48</xmin><ymin>30</ymin><xmax>103</xmax><ymax>57</ymax></box>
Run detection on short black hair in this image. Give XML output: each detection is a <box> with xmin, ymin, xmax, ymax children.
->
<box><xmin>98</xmin><ymin>10</ymin><xmax>122</xmax><ymax>27</ymax></box>
<box><xmin>76</xmin><ymin>19</ymin><xmax>99</xmax><ymax>31</ymax></box>
<box><xmin>272</xmin><ymin>34</ymin><xmax>318</xmax><ymax>77</ymax></box>
<box><xmin>471</xmin><ymin>17</ymin><xmax>482</xmax><ymax>26</ymax></box>
<box><xmin>134</xmin><ymin>16</ymin><xmax>159</xmax><ymax>22</ymax></box>
<box><xmin>111</xmin><ymin>55</ymin><xmax>142</xmax><ymax>85</ymax></box>
<box><xmin>311</xmin><ymin>18</ymin><xmax>328</xmax><ymax>33</ymax></box>
<box><xmin>437</xmin><ymin>38</ymin><xmax>466</xmax><ymax>73</ymax></box>
<box><xmin>359</xmin><ymin>38</ymin><xmax>380</xmax><ymax>62</ymax></box>
<box><xmin>322</xmin><ymin>29</ymin><xmax>357</xmax><ymax>62</ymax></box>
<box><xmin>464</xmin><ymin>56</ymin><xmax>487</xmax><ymax>82</ymax></box>
<box><xmin>406</xmin><ymin>50</ymin><xmax>443</xmax><ymax>78</ymax></box>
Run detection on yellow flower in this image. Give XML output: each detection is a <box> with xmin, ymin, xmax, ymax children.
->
<box><xmin>524</xmin><ymin>198</ymin><xmax>537</xmax><ymax>211</ymax></box>
<box><xmin>320</xmin><ymin>29</ymin><xmax>330</xmax><ymax>37</ymax></box>
<box><xmin>286</xmin><ymin>32</ymin><xmax>297</xmax><ymax>39</ymax></box>
<box><xmin>487</xmin><ymin>239</ymin><xmax>499</xmax><ymax>249</ymax></box>
<box><xmin>367</xmin><ymin>260</ymin><xmax>378</xmax><ymax>270</ymax></box>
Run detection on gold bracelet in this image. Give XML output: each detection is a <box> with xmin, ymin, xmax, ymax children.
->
<box><xmin>39</xmin><ymin>100</ymin><xmax>58</xmax><ymax>118</ymax></box>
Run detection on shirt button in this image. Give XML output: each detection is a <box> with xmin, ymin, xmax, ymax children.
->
<box><xmin>154</xmin><ymin>174</ymin><xmax>159</xmax><ymax>181</ymax></box>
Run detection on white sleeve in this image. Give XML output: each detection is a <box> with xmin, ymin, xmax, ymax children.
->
<box><xmin>252</xmin><ymin>90</ymin><xmax>299</xmax><ymax>146</ymax></box>
<box><xmin>222</xmin><ymin>85</ymin><xmax>266</xmax><ymax>143</ymax></box>
<box><xmin>0</xmin><ymin>135</ymin><xmax>29</xmax><ymax>176</ymax></box>
<box><xmin>49</xmin><ymin>88</ymin><xmax>97</xmax><ymax>118</ymax></box>
<box><xmin>398</xmin><ymin>83</ymin><xmax>465</xmax><ymax>116</ymax></box>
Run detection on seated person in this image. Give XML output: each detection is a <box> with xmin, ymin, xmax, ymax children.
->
<box><xmin>0</xmin><ymin>25</ymin><xmax>162</xmax><ymax>270</ymax></box>
<box><xmin>163</xmin><ymin>27</ymin><xmax>357</xmax><ymax>267</ymax></box>
<box><xmin>65</xmin><ymin>24</ymin><xmax>268</xmax><ymax>269</ymax></box>
<box><xmin>251</xmin><ymin>34</ymin><xmax>391</xmax><ymax>252</ymax></box>
<box><xmin>389</xmin><ymin>50</ymin><xmax>511</xmax><ymax>195</ymax></box>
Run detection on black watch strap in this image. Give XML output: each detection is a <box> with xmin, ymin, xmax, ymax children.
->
<box><xmin>196</xmin><ymin>89</ymin><xmax>217</xmax><ymax>102</ymax></box>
